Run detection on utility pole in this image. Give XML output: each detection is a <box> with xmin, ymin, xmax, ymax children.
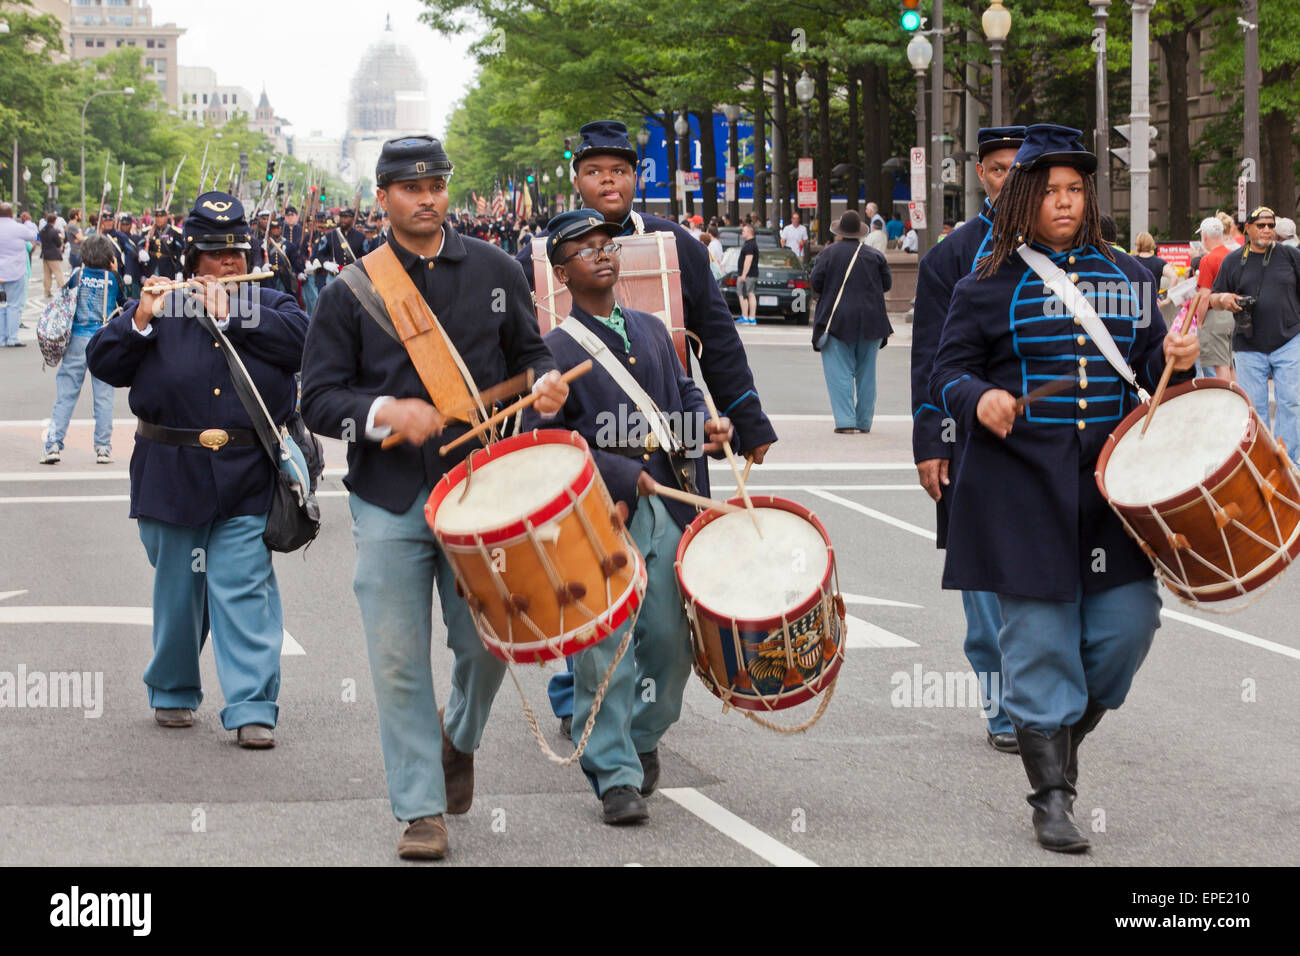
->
<box><xmin>1241</xmin><ymin>0</ymin><xmax>1261</xmax><ymax>212</ymax></box>
<box><xmin>963</xmin><ymin>29</ymin><xmax>979</xmax><ymax>219</ymax></box>
<box><xmin>930</xmin><ymin>0</ymin><xmax>945</xmax><ymax>236</ymax></box>
<box><xmin>1090</xmin><ymin>0</ymin><xmax>1113</xmax><ymax>217</ymax></box>
<box><xmin>1127</xmin><ymin>0</ymin><xmax>1155</xmax><ymax>246</ymax></box>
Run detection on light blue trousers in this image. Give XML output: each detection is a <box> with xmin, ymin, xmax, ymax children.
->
<box><xmin>46</xmin><ymin>334</ymin><xmax>115</xmax><ymax>453</ymax></box>
<box><xmin>350</xmin><ymin>489</ymin><xmax>506</xmax><ymax>822</ymax></box>
<box><xmin>573</xmin><ymin>495</ymin><xmax>694</xmax><ymax>797</ymax></box>
<box><xmin>1235</xmin><ymin>334</ymin><xmax>1300</xmax><ymax>465</ymax></box>
<box><xmin>996</xmin><ymin>578</ymin><xmax>1160</xmax><ymax>734</ymax></box>
<box><xmin>138</xmin><ymin>513</ymin><xmax>283</xmax><ymax>730</ymax></box>
<box><xmin>301</xmin><ymin>275</ymin><xmax>319</xmax><ymax>315</ymax></box>
<box><xmin>1</xmin><ymin>275</ymin><xmax>27</xmax><ymax>345</ymax></box>
<box><xmin>961</xmin><ymin>589</ymin><xmax>1012</xmax><ymax>735</ymax></box>
<box><xmin>820</xmin><ymin>335</ymin><xmax>881</xmax><ymax>431</ymax></box>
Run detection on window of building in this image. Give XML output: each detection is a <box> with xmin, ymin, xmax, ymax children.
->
<box><xmin>84</xmin><ymin>38</ymin><xmax>93</xmax><ymax>47</ymax></box>
<box><xmin>115</xmin><ymin>38</ymin><xmax>122</xmax><ymax>47</ymax></box>
<box><xmin>157</xmin><ymin>40</ymin><xmax>166</xmax><ymax>48</ymax></box>
<box><xmin>222</xmin><ymin>94</ymin><xmax>227</xmax><ymax>104</ymax></box>
<box><xmin>232</xmin><ymin>94</ymin><xmax>237</xmax><ymax>104</ymax></box>
<box><xmin>202</xmin><ymin>93</ymin><xmax>207</xmax><ymax>104</ymax></box>
<box><xmin>96</xmin><ymin>39</ymin><xmax>104</xmax><ymax>47</ymax></box>
<box><xmin>147</xmin><ymin>39</ymin><xmax>154</xmax><ymax>48</ymax></box>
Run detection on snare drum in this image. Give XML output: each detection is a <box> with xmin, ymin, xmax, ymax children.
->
<box><xmin>427</xmin><ymin>430</ymin><xmax>646</xmax><ymax>662</ymax></box>
<box><xmin>1096</xmin><ymin>378</ymin><xmax>1300</xmax><ymax>602</ymax></box>
<box><xmin>674</xmin><ymin>496</ymin><xmax>845</xmax><ymax>711</ymax></box>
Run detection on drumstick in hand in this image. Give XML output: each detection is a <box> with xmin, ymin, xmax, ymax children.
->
<box><xmin>1141</xmin><ymin>303</ymin><xmax>1196</xmax><ymax>437</ymax></box>
<box><xmin>742</xmin><ymin>455</ymin><xmax>754</xmax><ymax>485</ymax></box>
<box><xmin>648</xmin><ymin>480</ymin><xmax>745</xmax><ymax>515</ymax></box>
<box><xmin>438</xmin><ymin>360</ymin><xmax>592</xmax><ymax>456</ymax></box>
<box><xmin>703</xmin><ymin>392</ymin><xmax>762</xmax><ymax>538</ymax></box>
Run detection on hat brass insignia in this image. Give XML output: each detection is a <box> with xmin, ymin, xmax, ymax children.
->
<box><xmin>202</xmin><ymin>200</ymin><xmax>234</xmax><ymax>213</ymax></box>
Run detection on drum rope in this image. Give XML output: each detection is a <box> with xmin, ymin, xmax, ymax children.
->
<box><xmin>503</xmin><ymin>607</ymin><xmax>637</xmax><ymax>767</ymax></box>
<box><xmin>738</xmin><ymin>673</ymin><xmax>838</xmax><ymax>734</ymax></box>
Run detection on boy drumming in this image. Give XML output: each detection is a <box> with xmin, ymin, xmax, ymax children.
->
<box><xmin>523</xmin><ymin>210</ymin><xmax>732</xmax><ymax>825</ymax></box>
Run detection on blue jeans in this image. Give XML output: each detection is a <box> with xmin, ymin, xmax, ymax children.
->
<box><xmin>46</xmin><ymin>334</ymin><xmax>114</xmax><ymax>453</ymax></box>
<box><xmin>349</xmin><ymin>489</ymin><xmax>506</xmax><ymax>821</ymax></box>
<box><xmin>1235</xmin><ymin>333</ymin><xmax>1300</xmax><ymax>465</ymax></box>
<box><xmin>961</xmin><ymin>590</ymin><xmax>1011</xmax><ymax>734</ymax></box>
<box><xmin>572</xmin><ymin>495</ymin><xmax>694</xmax><ymax>796</ymax></box>
<box><xmin>820</xmin><ymin>335</ymin><xmax>881</xmax><ymax>430</ymax></box>
<box><xmin>1</xmin><ymin>275</ymin><xmax>27</xmax><ymax>345</ymax></box>
<box><xmin>996</xmin><ymin>578</ymin><xmax>1160</xmax><ymax>734</ymax></box>
<box><xmin>138</xmin><ymin>513</ymin><xmax>283</xmax><ymax>730</ymax></box>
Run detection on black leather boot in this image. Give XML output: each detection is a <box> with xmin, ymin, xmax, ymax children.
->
<box><xmin>1067</xmin><ymin>700</ymin><xmax>1107</xmax><ymax>787</ymax></box>
<box><xmin>1014</xmin><ymin>726</ymin><xmax>1090</xmax><ymax>853</ymax></box>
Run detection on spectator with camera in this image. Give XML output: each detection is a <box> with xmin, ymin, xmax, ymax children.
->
<box><xmin>1209</xmin><ymin>206</ymin><xmax>1300</xmax><ymax>464</ymax></box>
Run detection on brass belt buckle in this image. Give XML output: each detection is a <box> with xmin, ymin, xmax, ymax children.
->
<box><xmin>199</xmin><ymin>428</ymin><xmax>230</xmax><ymax>450</ymax></box>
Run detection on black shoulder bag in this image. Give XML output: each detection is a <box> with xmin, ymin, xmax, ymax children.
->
<box><xmin>195</xmin><ymin>310</ymin><xmax>321</xmax><ymax>553</ymax></box>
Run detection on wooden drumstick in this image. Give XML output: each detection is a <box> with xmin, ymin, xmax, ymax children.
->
<box><xmin>703</xmin><ymin>392</ymin><xmax>762</xmax><ymax>538</ymax></box>
<box><xmin>648</xmin><ymin>480</ymin><xmax>745</xmax><ymax>515</ymax></box>
<box><xmin>438</xmin><ymin>360</ymin><xmax>592</xmax><ymax>456</ymax></box>
<box><xmin>742</xmin><ymin>455</ymin><xmax>754</xmax><ymax>485</ymax></box>
<box><xmin>1140</xmin><ymin>302</ymin><xmax>1197</xmax><ymax>437</ymax></box>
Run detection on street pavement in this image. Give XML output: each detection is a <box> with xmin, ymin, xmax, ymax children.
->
<box><xmin>0</xmin><ymin>287</ymin><xmax>1297</xmax><ymax>867</ymax></box>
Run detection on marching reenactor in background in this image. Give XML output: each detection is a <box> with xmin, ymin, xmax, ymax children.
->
<box><xmin>301</xmin><ymin>210</ymin><xmax>332</xmax><ymax>314</ymax></box>
<box><xmin>316</xmin><ymin>206</ymin><xmax>365</xmax><ymax>282</ymax></box>
<box><xmin>250</xmin><ymin>211</ymin><xmax>272</xmax><ymax>271</ymax></box>
<box><xmin>911</xmin><ymin>125</ymin><xmax>1026</xmax><ymax>755</ymax></box>
<box><xmin>86</xmin><ymin>190</ymin><xmax>310</xmax><ymax>750</ymax></box>
<box><xmin>144</xmin><ymin>208</ymin><xmax>184</xmax><ymax>279</ymax></box>
<box><xmin>282</xmin><ymin>205</ymin><xmax>303</xmax><ymax>252</ymax></box>
<box><xmin>262</xmin><ymin>217</ymin><xmax>301</xmax><ymax>296</ymax></box>
<box><xmin>301</xmin><ymin>135</ymin><xmax>568</xmax><ymax>861</ymax></box>
<box><xmin>929</xmin><ymin>125</ymin><xmax>1199</xmax><ymax>854</ymax></box>
<box><xmin>109</xmin><ymin>212</ymin><xmax>144</xmax><ymax>292</ymax></box>
<box><xmin>518</xmin><ymin>119</ymin><xmax>778</xmax><ymax>737</ymax></box>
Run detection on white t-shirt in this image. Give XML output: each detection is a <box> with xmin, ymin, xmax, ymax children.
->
<box><xmin>781</xmin><ymin>223</ymin><xmax>808</xmax><ymax>257</ymax></box>
<box><xmin>708</xmin><ymin>238</ymin><xmax>723</xmax><ymax>263</ymax></box>
<box><xmin>901</xmin><ymin>230</ymin><xmax>919</xmax><ymax>253</ymax></box>
<box><xmin>866</xmin><ymin>229</ymin><xmax>888</xmax><ymax>252</ymax></box>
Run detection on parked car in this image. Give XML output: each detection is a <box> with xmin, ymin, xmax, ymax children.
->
<box><xmin>717</xmin><ymin>226</ymin><xmax>780</xmax><ymax>250</ymax></box>
<box><xmin>718</xmin><ymin>246</ymin><xmax>811</xmax><ymax>324</ymax></box>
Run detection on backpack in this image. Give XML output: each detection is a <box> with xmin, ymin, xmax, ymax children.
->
<box><xmin>36</xmin><ymin>268</ymin><xmax>80</xmax><ymax>369</ymax></box>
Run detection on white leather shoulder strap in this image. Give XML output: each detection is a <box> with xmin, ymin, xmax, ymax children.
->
<box><xmin>629</xmin><ymin>210</ymin><xmax>646</xmax><ymax>235</ymax></box>
<box><xmin>1017</xmin><ymin>243</ymin><xmax>1150</xmax><ymax>403</ymax></box>
<box><xmin>557</xmin><ymin>315</ymin><xmax>680</xmax><ymax>453</ymax></box>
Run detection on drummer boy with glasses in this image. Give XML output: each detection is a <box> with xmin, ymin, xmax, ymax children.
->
<box><xmin>523</xmin><ymin>209</ymin><xmax>733</xmax><ymax>825</ymax></box>
<box><xmin>930</xmin><ymin>125</ymin><xmax>1198</xmax><ymax>854</ymax></box>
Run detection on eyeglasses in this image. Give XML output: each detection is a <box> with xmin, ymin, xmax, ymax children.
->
<box><xmin>1253</xmin><ymin>222</ymin><xmax>1276</xmax><ymax>229</ymax></box>
<box><xmin>560</xmin><ymin>241</ymin><xmax>621</xmax><ymax>264</ymax></box>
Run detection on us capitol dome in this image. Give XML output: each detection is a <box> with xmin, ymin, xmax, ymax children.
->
<box><xmin>343</xmin><ymin>16</ymin><xmax>430</xmax><ymax>186</ymax></box>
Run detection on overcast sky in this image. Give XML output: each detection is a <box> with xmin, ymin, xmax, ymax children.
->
<box><xmin>149</xmin><ymin>0</ymin><xmax>484</xmax><ymax>140</ymax></box>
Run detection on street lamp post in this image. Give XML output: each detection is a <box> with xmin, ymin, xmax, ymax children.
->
<box><xmin>930</xmin><ymin>0</ymin><xmax>945</xmax><ymax>243</ymax></box>
<box><xmin>636</xmin><ymin>126</ymin><xmax>650</xmax><ymax>213</ymax></box>
<box><xmin>982</xmin><ymin>0</ymin><xmax>1011</xmax><ymax>126</ymax></box>
<box><xmin>795</xmin><ymin>72</ymin><xmax>814</xmax><ymax>232</ymax></box>
<box><xmin>80</xmin><ymin>87</ymin><xmax>135</xmax><ymax>214</ymax></box>
<box><xmin>721</xmin><ymin>104</ymin><xmax>740</xmax><ymax>224</ymax></box>
<box><xmin>908</xmin><ymin>33</ymin><xmax>933</xmax><ymax>258</ymax></box>
<box><xmin>1242</xmin><ymin>0</ymin><xmax>1260</xmax><ymax>211</ymax></box>
<box><xmin>1128</xmin><ymin>0</ymin><xmax>1156</xmax><ymax>245</ymax></box>
<box><xmin>674</xmin><ymin>112</ymin><xmax>692</xmax><ymax>217</ymax></box>
<box><xmin>1089</xmin><ymin>0</ymin><xmax>1112</xmax><ymax>217</ymax></box>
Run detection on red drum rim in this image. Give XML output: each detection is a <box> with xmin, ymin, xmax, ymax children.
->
<box><xmin>1096</xmin><ymin>378</ymin><xmax>1258</xmax><ymax>512</ymax></box>
<box><xmin>674</xmin><ymin>494</ymin><xmax>835</xmax><ymax>627</ymax></box>
<box><xmin>477</xmin><ymin>550</ymin><xmax>648</xmax><ymax>664</ymax></box>
<box><xmin>426</xmin><ymin>429</ymin><xmax>595</xmax><ymax>547</ymax></box>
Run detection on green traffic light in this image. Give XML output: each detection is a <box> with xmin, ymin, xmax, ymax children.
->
<box><xmin>901</xmin><ymin>10</ymin><xmax>922</xmax><ymax>30</ymax></box>
<box><xmin>563</xmin><ymin>150</ymin><xmax>572</xmax><ymax>160</ymax></box>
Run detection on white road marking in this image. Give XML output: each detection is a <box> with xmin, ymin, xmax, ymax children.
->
<box><xmin>709</xmin><ymin>462</ymin><xmax>915</xmax><ymax>471</ymax></box>
<box><xmin>0</xmin><ymin>591</ymin><xmax>30</xmax><ymax>602</ymax></box>
<box><xmin>767</xmin><ymin>413</ymin><xmax>911</xmax><ymax>423</ymax></box>
<box><xmin>846</xmin><ymin>614</ymin><xmax>918</xmax><ymax>648</ymax></box>
<box><xmin>841</xmin><ymin>593</ymin><xmax>922</xmax><ymax>608</ymax></box>
<box><xmin>0</xmin><ymin>418</ymin><xmax>138</xmax><ymax>427</ymax></box>
<box><xmin>805</xmin><ymin>488</ymin><xmax>937</xmax><ymax>541</ymax></box>
<box><xmin>0</xmin><ymin>605</ymin><xmax>305</xmax><ymax>656</ymax></box>
<box><xmin>0</xmin><ymin>494</ymin><xmax>131</xmax><ymax>504</ymax></box>
<box><xmin>0</xmin><ymin>472</ymin><xmax>131</xmax><ymax>482</ymax></box>
<box><xmin>713</xmin><ymin>484</ymin><xmax>924</xmax><ymax>492</ymax></box>
<box><xmin>1159</xmin><ymin>608</ymin><xmax>1300</xmax><ymax>662</ymax></box>
<box><xmin>659</xmin><ymin>787</ymin><xmax>818</xmax><ymax>867</ymax></box>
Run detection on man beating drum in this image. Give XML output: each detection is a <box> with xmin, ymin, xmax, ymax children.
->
<box><xmin>929</xmin><ymin>125</ymin><xmax>1199</xmax><ymax>853</ymax></box>
<box><xmin>522</xmin><ymin>209</ymin><xmax>733</xmax><ymax>825</ymax></box>
<box><xmin>300</xmin><ymin>136</ymin><xmax>569</xmax><ymax>861</ymax></box>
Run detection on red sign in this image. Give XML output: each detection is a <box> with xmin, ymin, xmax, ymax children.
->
<box><xmin>1157</xmin><ymin>242</ymin><xmax>1192</xmax><ymax>274</ymax></box>
<box><xmin>797</xmin><ymin>178</ymin><xmax>818</xmax><ymax>208</ymax></box>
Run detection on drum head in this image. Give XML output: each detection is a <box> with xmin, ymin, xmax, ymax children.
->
<box><xmin>678</xmin><ymin>506</ymin><xmax>829</xmax><ymax>620</ymax></box>
<box><xmin>1105</xmin><ymin>386</ymin><xmax>1251</xmax><ymax>506</ymax></box>
<box><xmin>433</xmin><ymin>440</ymin><xmax>588</xmax><ymax>535</ymax></box>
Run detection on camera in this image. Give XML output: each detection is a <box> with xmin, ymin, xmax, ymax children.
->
<box><xmin>1234</xmin><ymin>295</ymin><xmax>1256</xmax><ymax>338</ymax></box>
<box><xmin>1236</xmin><ymin>295</ymin><xmax>1258</xmax><ymax>312</ymax></box>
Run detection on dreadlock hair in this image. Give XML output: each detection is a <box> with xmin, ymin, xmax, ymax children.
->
<box><xmin>976</xmin><ymin>164</ymin><xmax>1114</xmax><ymax>279</ymax></box>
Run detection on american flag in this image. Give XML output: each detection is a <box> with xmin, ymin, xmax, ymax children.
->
<box><xmin>492</xmin><ymin>186</ymin><xmax>507</xmax><ymax>217</ymax></box>
<box><xmin>474</xmin><ymin>192</ymin><xmax>487</xmax><ymax>216</ymax></box>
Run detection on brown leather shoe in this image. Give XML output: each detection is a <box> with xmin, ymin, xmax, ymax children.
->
<box><xmin>237</xmin><ymin>724</ymin><xmax>275</xmax><ymax>749</ymax></box>
<box><xmin>398</xmin><ymin>815</ymin><xmax>448</xmax><ymax>860</ymax></box>
<box><xmin>154</xmin><ymin>708</ymin><xmax>193</xmax><ymax>728</ymax></box>
<box><xmin>439</xmin><ymin>707</ymin><xmax>475</xmax><ymax>814</ymax></box>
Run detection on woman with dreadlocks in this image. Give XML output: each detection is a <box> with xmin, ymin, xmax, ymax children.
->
<box><xmin>929</xmin><ymin>125</ymin><xmax>1199</xmax><ymax>854</ymax></box>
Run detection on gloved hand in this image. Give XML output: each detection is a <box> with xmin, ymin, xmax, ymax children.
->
<box><xmin>324</xmin><ymin>261</ymin><xmax>340</xmax><ymax>275</ymax></box>
<box><xmin>138</xmin><ymin>249</ymin><xmax>150</xmax><ymax>264</ymax></box>
<box><xmin>123</xmin><ymin>273</ymin><xmax>134</xmax><ymax>286</ymax></box>
<box><xmin>297</xmin><ymin>272</ymin><xmax>306</xmax><ymax>282</ymax></box>
<box><xmin>303</xmin><ymin>260</ymin><xmax>318</xmax><ymax>275</ymax></box>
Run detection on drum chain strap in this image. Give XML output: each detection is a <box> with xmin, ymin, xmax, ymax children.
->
<box><xmin>504</xmin><ymin>604</ymin><xmax>638</xmax><ymax>766</ymax></box>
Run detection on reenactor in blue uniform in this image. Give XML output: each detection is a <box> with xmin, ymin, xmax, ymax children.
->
<box><xmin>521</xmin><ymin>210</ymin><xmax>732</xmax><ymax>825</ymax></box>
<box><xmin>911</xmin><ymin>126</ymin><xmax>1025</xmax><ymax>754</ymax></box>
<box><xmin>929</xmin><ymin>125</ymin><xmax>1199</xmax><ymax>853</ymax></box>
<box><xmin>86</xmin><ymin>191</ymin><xmax>309</xmax><ymax>749</ymax></box>
<box><xmin>300</xmin><ymin>135</ymin><xmax>569</xmax><ymax>861</ymax></box>
<box><xmin>107</xmin><ymin>212</ymin><xmax>144</xmax><ymax>293</ymax></box>
<box><xmin>517</xmin><ymin>120</ymin><xmax>778</xmax><ymax>735</ymax></box>
<box><xmin>143</xmin><ymin>208</ymin><xmax>184</xmax><ymax>279</ymax></box>
<box><xmin>300</xmin><ymin>210</ymin><xmax>330</xmax><ymax>313</ymax></box>
<box><xmin>262</xmin><ymin>217</ymin><xmax>301</xmax><ymax>296</ymax></box>
<box><xmin>317</xmin><ymin>206</ymin><xmax>365</xmax><ymax>282</ymax></box>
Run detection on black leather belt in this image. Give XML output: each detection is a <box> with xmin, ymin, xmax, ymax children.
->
<box><xmin>137</xmin><ymin>420</ymin><xmax>257</xmax><ymax>450</ymax></box>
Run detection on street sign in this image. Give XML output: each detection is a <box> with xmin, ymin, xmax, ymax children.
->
<box><xmin>682</xmin><ymin>171</ymin><xmax>700</xmax><ymax>193</ymax></box>
<box><xmin>797</xmin><ymin>178</ymin><xmax>817</xmax><ymax>208</ymax></box>
<box><xmin>908</xmin><ymin>200</ymin><xmax>927</xmax><ymax>230</ymax></box>
<box><xmin>910</xmin><ymin>147</ymin><xmax>926</xmax><ymax>202</ymax></box>
<box><xmin>1237</xmin><ymin>177</ymin><xmax>1248</xmax><ymax>221</ymax></box>
<box><xmin>725</xmin><ymin>165</ymin><xmax>735</xmax><ymax>202</ymax></box>
<box><xmin>798</xmin><ymin>157</ymin><xmax>813</xmax><ymax>179</ymax></box>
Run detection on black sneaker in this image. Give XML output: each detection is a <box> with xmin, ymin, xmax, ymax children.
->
<box><xmin>601</xmin><ymin>785</ymin><xmax>649</xmax><ymax>826</ymax></box>
<box><xmin>559</xmin><ymin>715</ymin><xmax>572</xmax><ymax>740</ymax></box>
<box><xmin>638</xmin><ymin>747</ymin><xmax>660</xmax><ymax>796</ymax></box>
